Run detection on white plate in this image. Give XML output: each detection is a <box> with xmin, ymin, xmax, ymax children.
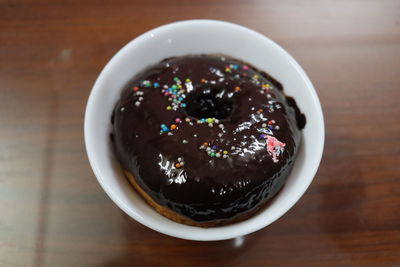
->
<box><xmin>84</xmin><ymin>20</ymin><xmax>324</xmax><ymax>241</ymax></box>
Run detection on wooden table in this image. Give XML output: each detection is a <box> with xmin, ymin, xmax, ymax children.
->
<box><xmin>1</xmin><ymin>1</ymin><xmax>399</xmax><ymax>266</ymax></box>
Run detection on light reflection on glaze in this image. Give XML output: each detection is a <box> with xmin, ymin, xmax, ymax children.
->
<box><xmin>158</xmin><ymin>154</ymin><xmax>187</xmax><ymax>185</ymax></box>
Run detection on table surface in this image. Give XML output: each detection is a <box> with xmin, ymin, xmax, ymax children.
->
<box><xmin>1</xmin><ymin>0</ymin><xmax>400</xmax><ymax>266</ymax></box>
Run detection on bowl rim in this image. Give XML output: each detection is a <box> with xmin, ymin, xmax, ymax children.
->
<box><xmin>84</xmin><ymin>19</ymin><xmax>325</xmax><ymax>241</ymax></box>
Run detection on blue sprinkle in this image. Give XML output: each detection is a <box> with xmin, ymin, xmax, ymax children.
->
<box><xmin>180</xmin><ymin>103</ymin><xmax>187</xmax><ymax>108</ymax></box>
<box><xmin>153</xmin><ymin>82</ymin><xmax>160</xmax><ymax>88</ymax></box>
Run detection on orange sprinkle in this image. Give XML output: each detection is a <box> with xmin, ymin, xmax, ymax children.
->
<box><xmin>170</xmin><ymin>124</ymin><xmax>177</xmax><ymax>130</ymax></box>
<box><xmin>235</xmin><ymin>86</ymin><xmax>241</xmax><ymax>92</ymax></box>
<box><xmin>175</xmin><ymin>163</ymin><xmax>181</xmax><ymax>168</ymax></box>
<box><xmin>257</xmin><ymin>108</ymin><xmax>263</xmax><ymax>113</ymax></box>
<box><xmin>202</xmin><ymin>142</ymin><xmax>209</xmax><ymax>147</ymax></box>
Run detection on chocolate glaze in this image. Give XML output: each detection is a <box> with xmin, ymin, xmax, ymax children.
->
<box><xmin>112</xmin><ymin>55</ymin><xmax>305</xmax><ymax>223</ymax></box>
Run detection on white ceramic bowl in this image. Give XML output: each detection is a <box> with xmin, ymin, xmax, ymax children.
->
<box><xmin>84</xmin><ymin>20</ymin><xmax>324</xmax><ymax>241</ymax></box>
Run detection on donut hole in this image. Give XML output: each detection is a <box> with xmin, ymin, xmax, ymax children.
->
<box><xmin>184</xmin><ymin>85</ymin><xmax>235</xmax><ymax>120</ymax></box>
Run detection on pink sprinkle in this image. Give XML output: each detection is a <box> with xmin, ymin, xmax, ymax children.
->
<box><xmin>243</xmin><ymin>65</ymin><xmax>249</xmax><ymax>70</ymax></box>
<box><xmin>265</xmin><ymin>135</ymin><xmax>286</xmax><ymax>163</ymax></box>
<box><xmin>164</xmin><ymin>92</ymin><xmax>169</xmax><ymax>96</ymax></box>
<box><xmin>175</xmin><ymin>118</ymin><xmax>181</xmax><ymax>123</ymax></box>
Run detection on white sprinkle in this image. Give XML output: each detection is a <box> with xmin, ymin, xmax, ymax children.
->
<box><xmin>182</xmin><ymin>140</ymin><xmax>188</xmax><ymax>144</ymax></box>
<box><xmin>197</xmin><ymin>120</ymin><xmax>202</xmax><ymax>124</ymax></box>
<box><xmin>223</xmin><ymin>155</ymin><xmax>228</xmax><ymax>158</ymax></box>
<box><xmin>189</xmin><ymin>122</ymin><xmax>194</xmax><ymax>126</ymax></box>
<box><xmin>180</xmin><ymin>162</ymin><xmax>185</xmax><ymax>166</ymax></box>
<box><xmin>206</xmin><ymin>147</ymin><xmax>211</xmax><ymax>152</ymax></box>
<box><xmin>120</xmin><ymin>107</ymin><xmax>125</xmax><ymax>112</ymax></box>
<box><xmin>139</xmin><ymin>97</ymin><xmax>144</xmax><ymax>101</ymax></box>
<box><xmin>275</xmin><ymin>126</ymin><xmax>280</xmax><ymax>130</ymax></box>
<box><xmin>214</xmin><ymin>119</ymin><xmax>220</xmax><ymax>124</ymax></box>
<box><xmin>177</xmin><ymin>157</ymin><xmax>182</xmax><ymax>161</ymax></box>
<box><xmin>208</xmin><ymin>123</ymin><xmax>213</xmax><ymax>127</ymax></box>
<box><xmin>219</xmin><ymin>124</ymin><xmax>224</xmax><ymax>129</ymax></box>
<box><xmin>262</xmin><ymin>123</ymin><xmax>267</xmax><ymax>128</ymax></box>
<box><xmin>267</xmin><ymin>94</ymin><xmax>272</xmax><ymax>99</ymax></box>
<box><xmin>272</xmin><ymin>120</ymin><xmax>276</xmax><ymax>123</ymax></box>
<box><xmin>248</xmin><ymin>98</ymin><xmax>252</xmax><ymax>101</ymax></box>
<box><xmin>193</xmin><ymin>134</ymin><xmax>197</xmax><ymax>137</ymax></box>
<box><xmin>135</xmin><ymin>101</ymin><xmax>140</xmax><ymax>106</ymax></box>
<box><xmin>216</xmin><ymin>153</ymin><xmax>221</xmax><ymax>158</ymax></box>
<box><xmin>231</xmin><ymin>146</ymin><xmax>236</xmax><ymax>150</ymax></box>
<box><xmin>218</xmin><ymin>133</ymin><xmax>223</xmax><ymax>138</ymax></box>
<box><xmin>167</xmin><ymin>132</ymin><xmax>173</xmax><ymax>136</ymax></box>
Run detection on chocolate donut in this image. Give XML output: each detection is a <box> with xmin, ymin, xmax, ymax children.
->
<box><xmin>111</xmin><ymin>55</ymin><xmax>305</xmax><ymax>226</ymax></box>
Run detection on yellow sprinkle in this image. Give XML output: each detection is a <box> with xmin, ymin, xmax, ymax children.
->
<box><xmin>166</xmin><ymin>106</ymin><xmax>172</xmax><ymax>110</ymax></box>
<box><xmin>223</xmin><ymin>150</ymin><xmax>228</xmax><ymax>155</ymax></box>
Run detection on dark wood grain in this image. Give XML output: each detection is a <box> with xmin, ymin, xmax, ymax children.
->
<box><xmin>1</xmin><ymin>0</ymin><xmax>400</xmax><ymax>266</ymax></box>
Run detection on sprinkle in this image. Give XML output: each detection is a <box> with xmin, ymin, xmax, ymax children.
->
<box><xmin>135</xmin><ymin>101</ymin><xmax>140</xmax><ymax>106</ymax></box>
<box><xmin>201</xmin><ymin>78</ymin><xmax>207</xmax><ymax>83</ymax></box>
<box><xmin>175</xmin><ymin>118</ymin><xmax>182</xmax><ymax>123</ymax></box>
<box><xmin>243</xmin><ymin>65</ymin><xmax>249</xmax><ymax>70</ymax></box>
<box><xmin>120</xmin><ymin>107</ymin><xmax>125</xmax><ymax>112</ymax></box>
<box><xmin>268</xmin><ymin>120</ymin><xmax>274</xmax><ymax>125</ymax></box>
<box><xmin>167</xmin><ymin>132</ymin><xmax>173</xmax><ymax>136</ymax></box>
<box><xmin>268</xmin><ymin>125</ymin><xmax>274</xmax><ymax>130</ymax></box>
<box><xmin>153</xmin><ymin>82</ymin><xmax>160</xmax><ymax>88</ymax></box>
<box><xmin>223</xmin><ymin>155</ymin><xmax>228</xmax><ymax>158</ymax></box>
<box><xmin>180</xmin><ymin>103</ymin><xmax>187</xmax><ymax>108</ymax></box>
<box><xmin>182</xmin><ymin>139</ymin><xmax>188</xmax><ymax>144</ymax></box>
<box><xmin>219</xmin><ymin>124</ymin><xmax>224</xmax><ymax>129</ymax></box>
<box><xmin>180</xmin><ymin>162</ymin><xmax>185</xmax><ymax>166</ymax></box>
<box><xmin>212</xmin><ymin>145</ymin><xmax>217</xmax><ymax>149</ymax></box>
<box><xmin>257</xmin><ymin>108</ymin><xmax>263</xmax><ymax>114</ymax></box>
<box><xmin>208</xmin><ymin>123</ymin><xmax>213</xmax><ymax>127</ymax></box>
<box><xmin>210</xmin><ymin>152</ymin><xmax>216</xmax><ymax>157</ymax></box>
<box><xmin>185</xmin><ymin>78</ymin><xmax>191</xmax><ymax>83</ymax></box>
<box><xmin>231</xmin><ymin>146</ymin><xmax>236</xmax><ymax>150</ymax></box>
<box><xmin>223</xmin><ymin>150</ymin><xmax>228</xmax><ymax>155</ymax></box>
<box><xmin>202</xmin><ymin>142</ymin><xmax>209</xmax><ymax>147</ymax></box>
<box><xmin>166</xmin><ymin>106</ymin><xmax>172</xmax><ymax>110</ymax></box>
<box><xmin>206</xmin><ymin>118</ymin><xmax>213</xmax><ymax>124</ymax></box>
<box><xmin>259</xmin><ymin>134</ymin><xmax>266</xmax><ymax>139</ymax></box>
<box><xmin>133</xmin><ymin>86</ymin><xmax>139</xmax><ymax>91</ymax></box>
<box><xmin>170</xmin><ymin>124</ymin><xmax>177</xmax><ymax>130</ymax></box>
<box><xmin>225</xmin><ymin>67</ymin><xmax>231</xmax><ymax>72</ymax></box>
<box><xmin>185</xmin><ymin>117</ymin><xmax>191</xmax><ymax>122</ymax></box>
<box><xmin>175</xmin><ymin>163</ymin><xmax>181</xmax><ymax>168</ymax></box>
<box><xmin>193</xmin><ymin>134</ymin><xmax>197</xmax><ymax>137</ymax></box>
<box><xmin>214</xmin><ymin>119</ymin><xmax>220</xmax><ymax>124</ymax></box>
<box><xmin>275</xmin><ymin>126</ymin><xmax>280</xmax><ymax>130</ymax></box>
<box><xmin>262</xmin><ymin>123</ymin><xmax>267</xmax><ymax>128</ymax></box>
<box><xmin>234</xmin><ymin>86</ymin><xmax>241</xmax><ymax>92</ymax></box>
<box><xmin>173</xmin><ymin>77</ymin><xmax>180</xmax><ymax>82</ymax></box>
<box><xmin>177</xmin><ymin>157</ymin><xmax>182</xmax><ymax>161</ymax></box>
<box><xmin>216</xmin><ymin>153</ymin><xmax>221</xmax><ymax>158</ymax></box>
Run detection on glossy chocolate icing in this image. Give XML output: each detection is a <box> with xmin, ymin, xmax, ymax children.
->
<box><xmin>111</xmin><ymin>55</ymin><xmax>305</xmax><ymax>223</ymax></box>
